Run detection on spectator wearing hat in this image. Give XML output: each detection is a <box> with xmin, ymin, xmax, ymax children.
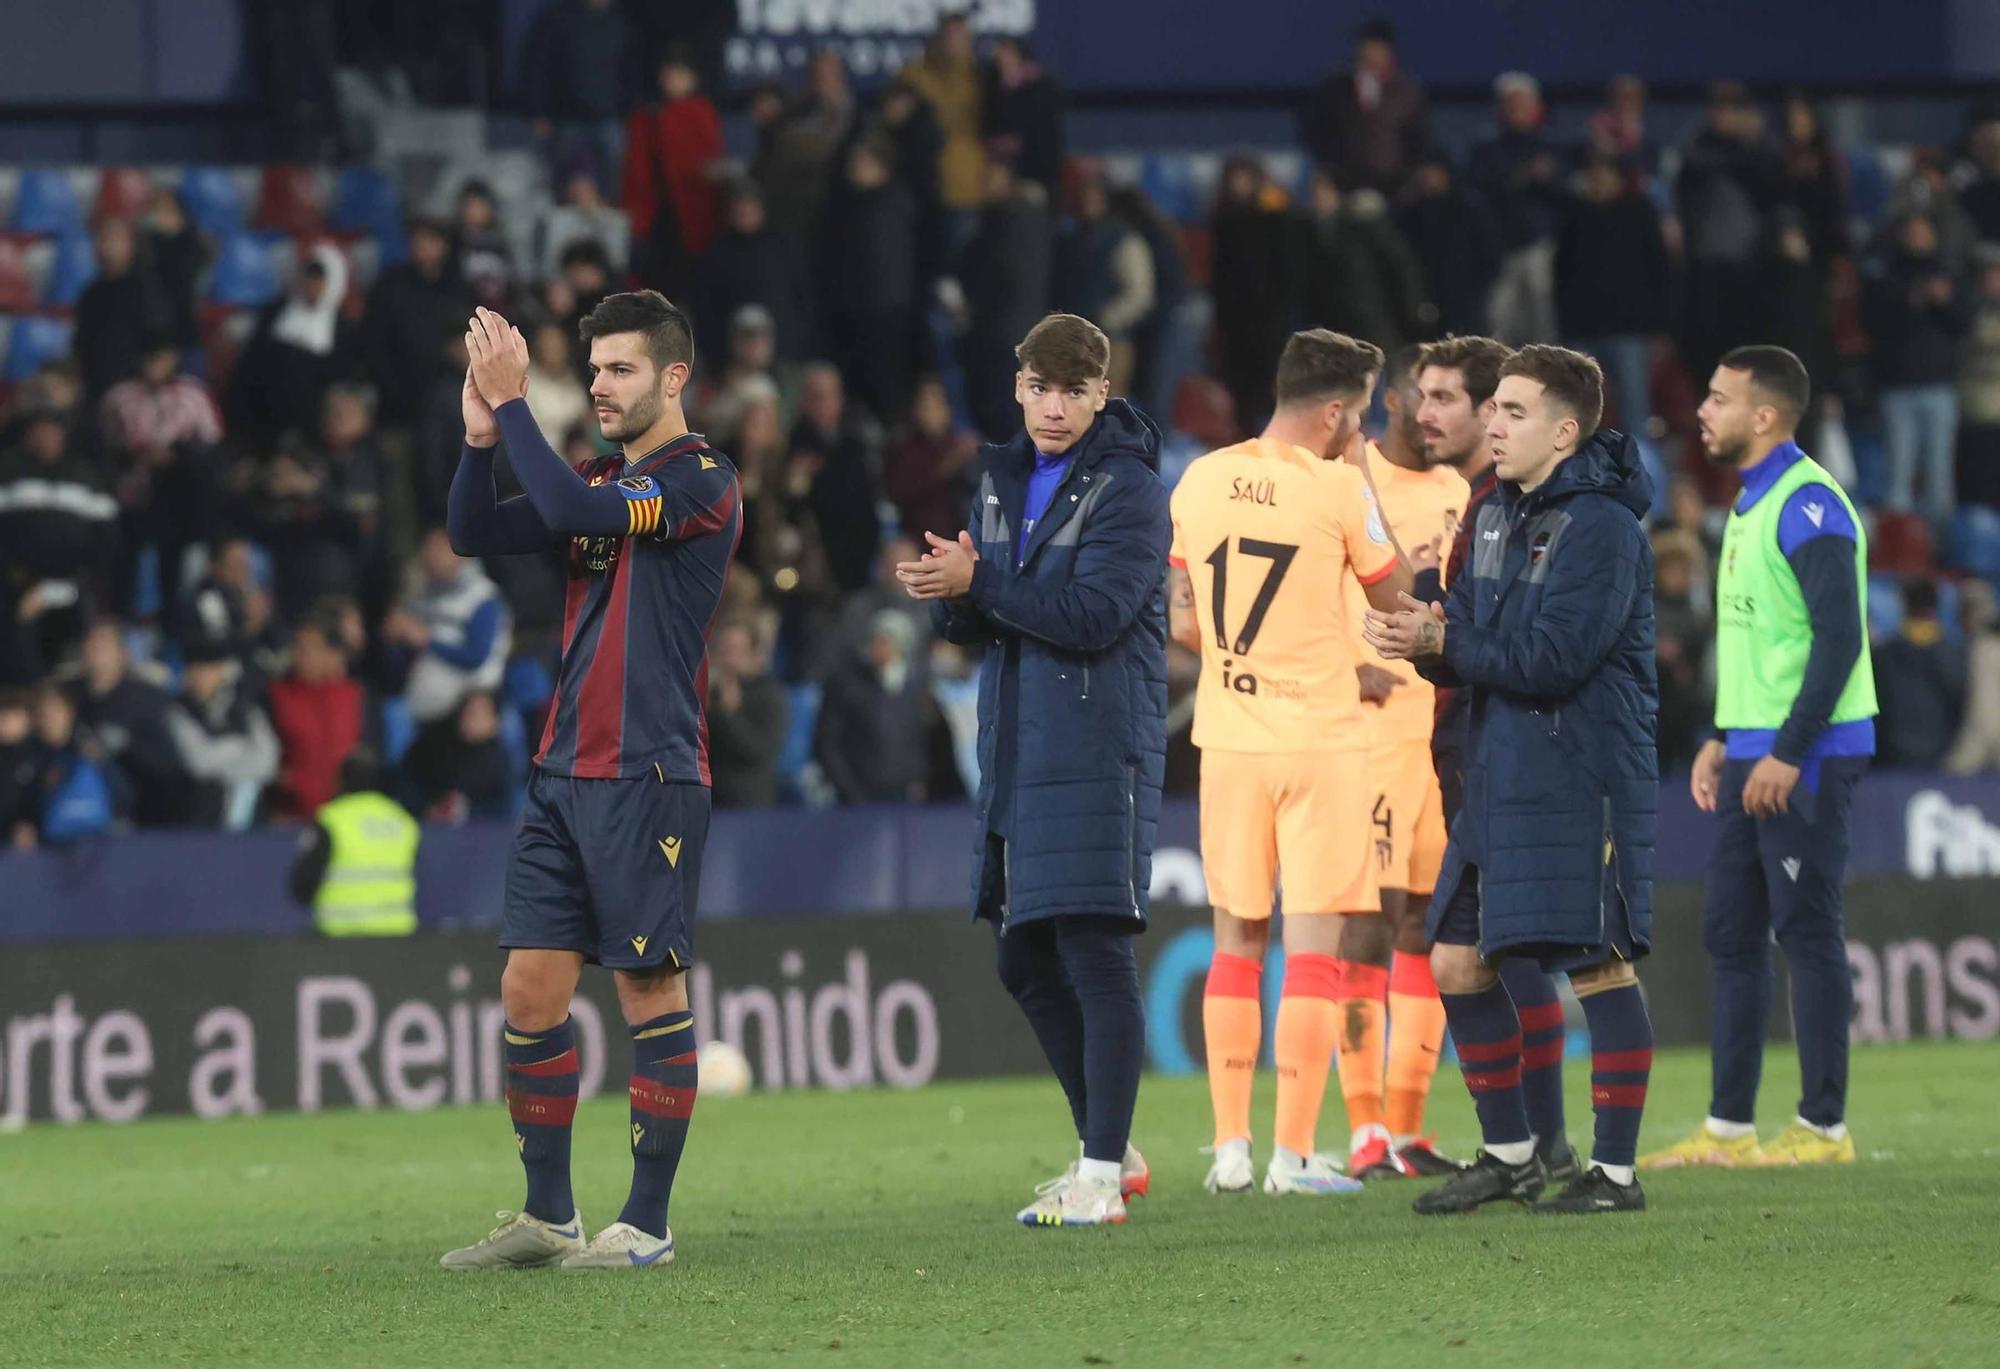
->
<box><xmin>165</xmin><ymin>632</ymin><xmax>280</xmax><ymax>829</ymax></box>
<box><xmin>229</xmin><ymin>243</ymin><xmax>354</xmax><ymax>453</ymax></box>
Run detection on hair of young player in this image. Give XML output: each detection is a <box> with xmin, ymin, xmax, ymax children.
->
<box><xmin>1718</xmin><ymin>344</ymin><xmax>1811</xmax><ymax>427</ymax></box>
<box><xmin>1500</xmin><ymin>344</ymin><xmax>1606</xmax><ymax>437</ymax></box>
<box><xmin>579</xmin><ymin>289</ymin><xmax>695</xmax><ymax>377</ymax></box>
<box><xmin>1414</xmin><ymin>334</ymin><xmax>1511</xmax><ymax>407</ymax></box>
<box><xmin>1273</xmin><ymin>329</ymin><xmax>1383</xmax><ymax>406</ymax></box>
<box><xmin>1015</xmin><ymin>313</ymin><xmax>1111</xmax><ymax>386</ymax></box>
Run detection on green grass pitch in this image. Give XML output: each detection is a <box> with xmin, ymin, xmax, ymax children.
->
<box><xmin>2</xmin><ymin>1043</ymin><xmax>1997</xmax><ymax>1367</ymax></box>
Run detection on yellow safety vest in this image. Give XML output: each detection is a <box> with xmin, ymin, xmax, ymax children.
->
<box><xmin>313</xmin><ymin>791</ymin><xmax>420</xmax><ymax>937</ymax></box>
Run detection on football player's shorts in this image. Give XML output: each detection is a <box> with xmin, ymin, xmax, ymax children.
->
<box><xmin>501</xmin><ymin>767</ymin><xmax>710</xmax><ymax>969</ymax></box>
<box><xmin>1198</xmin><ymin>749</ymin><xmax>1379</xmax><ymax>919</ymax></box>
<box><xmin>1367</xmin><ymin>736</ymin><xmax>1448</xmax><ymax>895</ymax></box>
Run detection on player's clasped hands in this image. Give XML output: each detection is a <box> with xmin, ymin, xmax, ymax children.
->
<box><xmin>1363</xmin><ymin>592</ymin><xmax>1447</xmax><ymax>662</ymax></box>
<box><xmin>896</xmin><ymin>531</ymin><xmax>980</xmax><ymax>600</ymax></box>
<box><xmin>465</xmin><ymin>305</ymin><xmax>531</xmax><ymax>411</ymax></box>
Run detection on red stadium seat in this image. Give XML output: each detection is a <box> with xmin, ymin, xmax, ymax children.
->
<box><xmin>254</xmin><ymin>166</ymin><xmax>327</xmax><ymax>237</ymax></box>
<box><xmin>0</xmin><ymin>239</ymin><xmax>37</xmax><ymax>312</ymax></box>
<box><xmin>94</xmin><ymin>167</ymin><xmax>157</xmax><ymax>224</ymax></box>
<box><xmin>1871</xmin><ymin>511</ymin><xmax>1937</xmax><ymax>578</ymax></box>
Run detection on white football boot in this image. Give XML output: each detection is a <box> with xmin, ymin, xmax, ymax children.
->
<box><xmin>560</xmin><ymin>1221</ymin><xmax>676</xmax><ymax>1269</ymax></box>
<box><xmin>440</xmin><ymin>1209</ymin><xmax>585</xmax><ymax>1270</ymax></box>
<box><xmin>1020</xmin><ymin>1172</ymin><xmax>1128</xmax><ymax>1228</ymax></box>
<box><xmin>1203</xmin><ymin>1137</ymin><xmax>1256</xmax><ymax>1194</ymax></box>
<box><xmin>1262</xmin><ymin>1151</ymin><xmax>1365</xmax><ymax>1196</ymax></box>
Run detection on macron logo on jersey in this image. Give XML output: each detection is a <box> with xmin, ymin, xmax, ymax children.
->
<box><xmin>1803</xmin><ymin>502</ymin><xmax>1825</xmax><ymax>528</ymax></box>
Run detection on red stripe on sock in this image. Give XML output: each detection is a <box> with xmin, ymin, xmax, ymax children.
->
<box><xmin>1456</xmin><ymin>1034</ymin><xmax>1522</xmax><ymax>1064</ymax></box>
<box><xmin>1389</xmin><ymin>951</ymin><xmax>1436</xmax><ymax>997</ymax></box>
<box><xmin>1593</xmin><ymin>1048</ymin><xmax>1654</xmax><ymax>1074</ymax></box>
<box><xmin>1518</xmin><ymin>1002</ymin><xmax>1565</xmax><ymax>1032</ymax></box>
<box><xmin>1592</xmin><ymin>1083</ymin><xmax>1648</xmax><ymax>1108</ymax></box>
<box><xmin>630</xmin><ymin>1075</ymin><xmax>697</xmax><ymax>1120</ymax></box>
<box><xmin>1521</xmin><ymin>1040</ymin><xmax>1565</xmax><ymax>1070</ymax></box>
<box><xmin>509</xmin><ymin>1047</ymin><xmax>579</xmax><ymax>1079</ymax></box>
<box><xmin>1281</xmin><ymin>952</ymin><xmax>1343</xmax><ymax>1001</ymax></box>
<box><xmin>1336</xmin><ymin>959</ymin><xmax>1390</xmax><ymax>999</ymax></box>
<box><xmin>663</xmin><ymin>1051</ymin><xmax>698</xmax><ymax>1067</ymax></box>
<box><xmin>1464</xmin><ymin>1066</ymin><xmax>1522</xmax><ymax>1093</ymax></box>
<box><xmin>507</xmin><ymin>1089</ymin><xmax>578</xmax><ymax>1126</ymax></box>
<box><xmin>1205</xmin><ymin>951</ymin><xmax>1263</xmax><ymax>1000</ymax></box>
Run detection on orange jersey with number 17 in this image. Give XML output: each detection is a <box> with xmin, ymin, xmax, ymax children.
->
<box><xmin>1169</xmin><ymin>438</ymin><xmax>1398</xmax><ymax>753</ymax></box>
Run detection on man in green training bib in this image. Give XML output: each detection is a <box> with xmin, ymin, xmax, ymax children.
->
<box><xmin>1643</xmin><ymin>346</ymin><xmax>1875</xmax><ymax>1172</ymax></box>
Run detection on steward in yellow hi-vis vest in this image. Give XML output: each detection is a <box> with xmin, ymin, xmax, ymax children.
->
<box><xmin>291</xmin><ymin>749</ymin><xmax>420</xmax><ymax>937</ymax></box>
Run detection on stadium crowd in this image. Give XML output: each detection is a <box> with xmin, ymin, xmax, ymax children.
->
<box><xmin>5</xmin><ymin>11</ymin><xmax>2000</xmax><ymax>849</ymax></box>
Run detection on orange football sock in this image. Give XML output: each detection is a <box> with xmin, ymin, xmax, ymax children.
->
<box><xmin>1333</xmin><ymin>959</ymin><xmax>1388</xmax><ymax>1136</ymax></box>
<box><xmin>1273</xmin><ymin>952</ymin><xmax>1342</xmax><ymax>1156</ymax></box>
<box><xmin>1203</xmin><ymin>952</ymin><xmax>1263</xmax><ymax>1146</ymax></box>
<box><xmin>1386</xmin><ymin>950</ymin><xmax>1448</xmax><ymax>1140</ymax></box>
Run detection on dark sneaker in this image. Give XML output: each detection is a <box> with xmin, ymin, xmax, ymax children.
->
<box><xmin>1411</xmin><ymin>1149</ymin><xmax>1547</xmax><ymax>1215</ymax></box>
<box><xmin>1530</xmin><ymin>1165</ymin><xmax>1646</xmax><ymax>1215</ymax></box>
<box><xmin>1538</xmin><ymin>1132</ymin><xmax>1581</xmax><ymax>1184</ymax></box>
<box><xmin>1394</xmin><ymin>1136</ymin><xmax>1467</xmax><ymax>1177</ymax></box>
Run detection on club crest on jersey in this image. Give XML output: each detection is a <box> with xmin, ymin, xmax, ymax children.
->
<box><xmin>617</xmin><ymin>475</ymin><xmax>659</xmax><ymax>499</ymax></box>
<box><xmin>1530</xmin><ymin>529</ymin><xmax>1553</xmax><ymax>565</ymax></box>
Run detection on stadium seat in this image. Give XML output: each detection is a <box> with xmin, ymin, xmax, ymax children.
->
<box><xmin>253</xmin><ymin>165</ymin><xmax>327</xmax><ymax>237</ymax></box>
<box><xmin>2</xmin><ymin>315</ymin><xmax>74</xmax><ymax>381</ymax></box>
<box><xmin>207</xmin><ymin>233</ymin><xmax>281</xmax><ymax>307</ymax></box>
<box><xmin>94</xmin><ymin>167</ymin><xmax>157</xmax><ymax>224</ymax></box>
<box><xmin>1945</xmin><ymin>506</ymin><xmax>2000</xmax><ymax>582</ymax></box>
<box><xmin>9</xmin><ymin>168</ymin><xmax>84</xmax><ymax>236</ymax></box>
<box><xmin>502</xmin><ymin>654</ymin><xmax>554</xmax><ymax>714</ymax></box>
<box><xmin>1871</xmin><ymin>511</ymin><xmax>1937</xmax><ymax>577</ymax></box>
<box><xmin>179</xmin><ymin>166</ymin><xmax>248</xmax><ymax>237</ymax></box>
<box><xmin>380</xmin><ymin>697</ymin><xmax>417</xmax><ymax>765</ymax></box>
<box><xmin>0</xmin><ymin>240</ymin><xmax>37</xmax><ymax>312</ymax></box>
<box><xmin>776</xmin><ymin>682</ymin><xmax>823</xmax><ymax>783</ymax></box>
<box><xmin>1866</xmin><ymin>573</ymin><xmax>1904</xmax><ymax>639</ymax></box>
<box><xmin>42</xmin><ymin>233</ymin><xmax>96</xmax><ymax>307</ymax></box>
<box><xmin>329</xmin><ymin>166</ymin><xmax>403</xmax><ymax>238</ymax></box>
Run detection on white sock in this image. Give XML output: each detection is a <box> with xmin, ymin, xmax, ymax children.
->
<box><xmin>1273</xmin><ymin>1145</ymin><xmax>1309</xmax><ymax>1170</ymax></box>
<box><xmin>1077</xmin><ymin>1157</ymin><xmax>1122</xmax><ymax>1187</ymax></box>
<box><xmin>1705</xmin><ymin>1116</ymin><xmax>1757</xmax><ymax>1140</ymax></box>
<box><xmin>1797</xmin><ymin>1115</ymin><xmax>1848</xmax><ymax>1141</ymax></box>
<box><xmin>1594</xmin><ymin>1161</ymin><xmax>1636</xmax><ymax>1186</ymax></box>
<box><xmin>1351</xmin><ymin>1122</ymin><xmax>1390</xmax><ymax>1153</ymax></box>
<box><xmin>1485</xmin><ymin>1139</ymin><xmax>1535</xmax><ymax>1166</ymax></box>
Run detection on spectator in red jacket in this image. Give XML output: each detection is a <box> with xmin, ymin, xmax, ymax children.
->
<box><xmin>621</xmin><ymin>46</ymin><xmax>724</xmax><ymax>302</ymax></box>
<box><xmin>267</xmin><ymin>613</ymin><xmax>365</xmax><ymax>819</ymax></box>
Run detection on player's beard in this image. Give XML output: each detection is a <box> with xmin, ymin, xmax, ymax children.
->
<box><xmin>604</xmin><ymin>386</ymin><xmax>665</xmax><ymax>443</ymax></box>
<box><xmin>1703</xmin><ymin>427</ymin><xmax>1751</xmax><ymax>467</ymax></box>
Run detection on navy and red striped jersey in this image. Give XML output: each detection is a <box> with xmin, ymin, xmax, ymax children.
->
<box><xmin>535</xmin><ymin>432</ymin><xmax>742</xmax><ymax>782</ymax></box>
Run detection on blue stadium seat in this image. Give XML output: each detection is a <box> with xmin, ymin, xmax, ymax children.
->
<box><xmin>1866</xmin><ymin>573</ymin><xmax>1904</xmax><ymax>640</ymax></box>
<box><xmin>9</xmin><ymin>169</ymin><xmax>83</xmax><ymax>236</ymax></box>
<box><xmin>502</xmin><ymin>653</ymin><xmax>554</xmax><ymax>714</ymax></box>
<box><xmin>330</xmin><ymin>166</ymin><xmax>403</xmax><ymax>237</ymax></box>
<box><xmin>1945</xmin><ymin>506</ymin><xmax>2000</xmax><ymax>582</ymax></box>
<box><xmin>2</xmin><ymin>315</ymin><xmax>74</xmax><ymax>381</ymax></box>
<box><xmin>42</xmin><ymin>233</ymin><xmax>96</xmax><ymax>307</ymax></box>
<box><xmin>1138</xmin><ymin>154</ymin><xmax>1200</xmax><ymax>226</ymax></box>
<box><xmin>207</xmin><ymin>233</ymin><xmax>280</xmax><ymax>307</ymax></box>
<box><xmin>776</xmin><ymin>682</ymin><xmax>822</xmax><ymax>782</ymax></box>
<box><xmin>1844</xmin><ymin>144</ymin><xmax>1892</xmax><ymax>227</ymax></box>
<box><xmin>180</xmin><ymin>167</ymin><xmax>248</xmax><ymax>237</ymax></box>
<box><xmin>380</xmin><ymin>697</ymin><xmax>417</xmax><ymax>765</ymax></box>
